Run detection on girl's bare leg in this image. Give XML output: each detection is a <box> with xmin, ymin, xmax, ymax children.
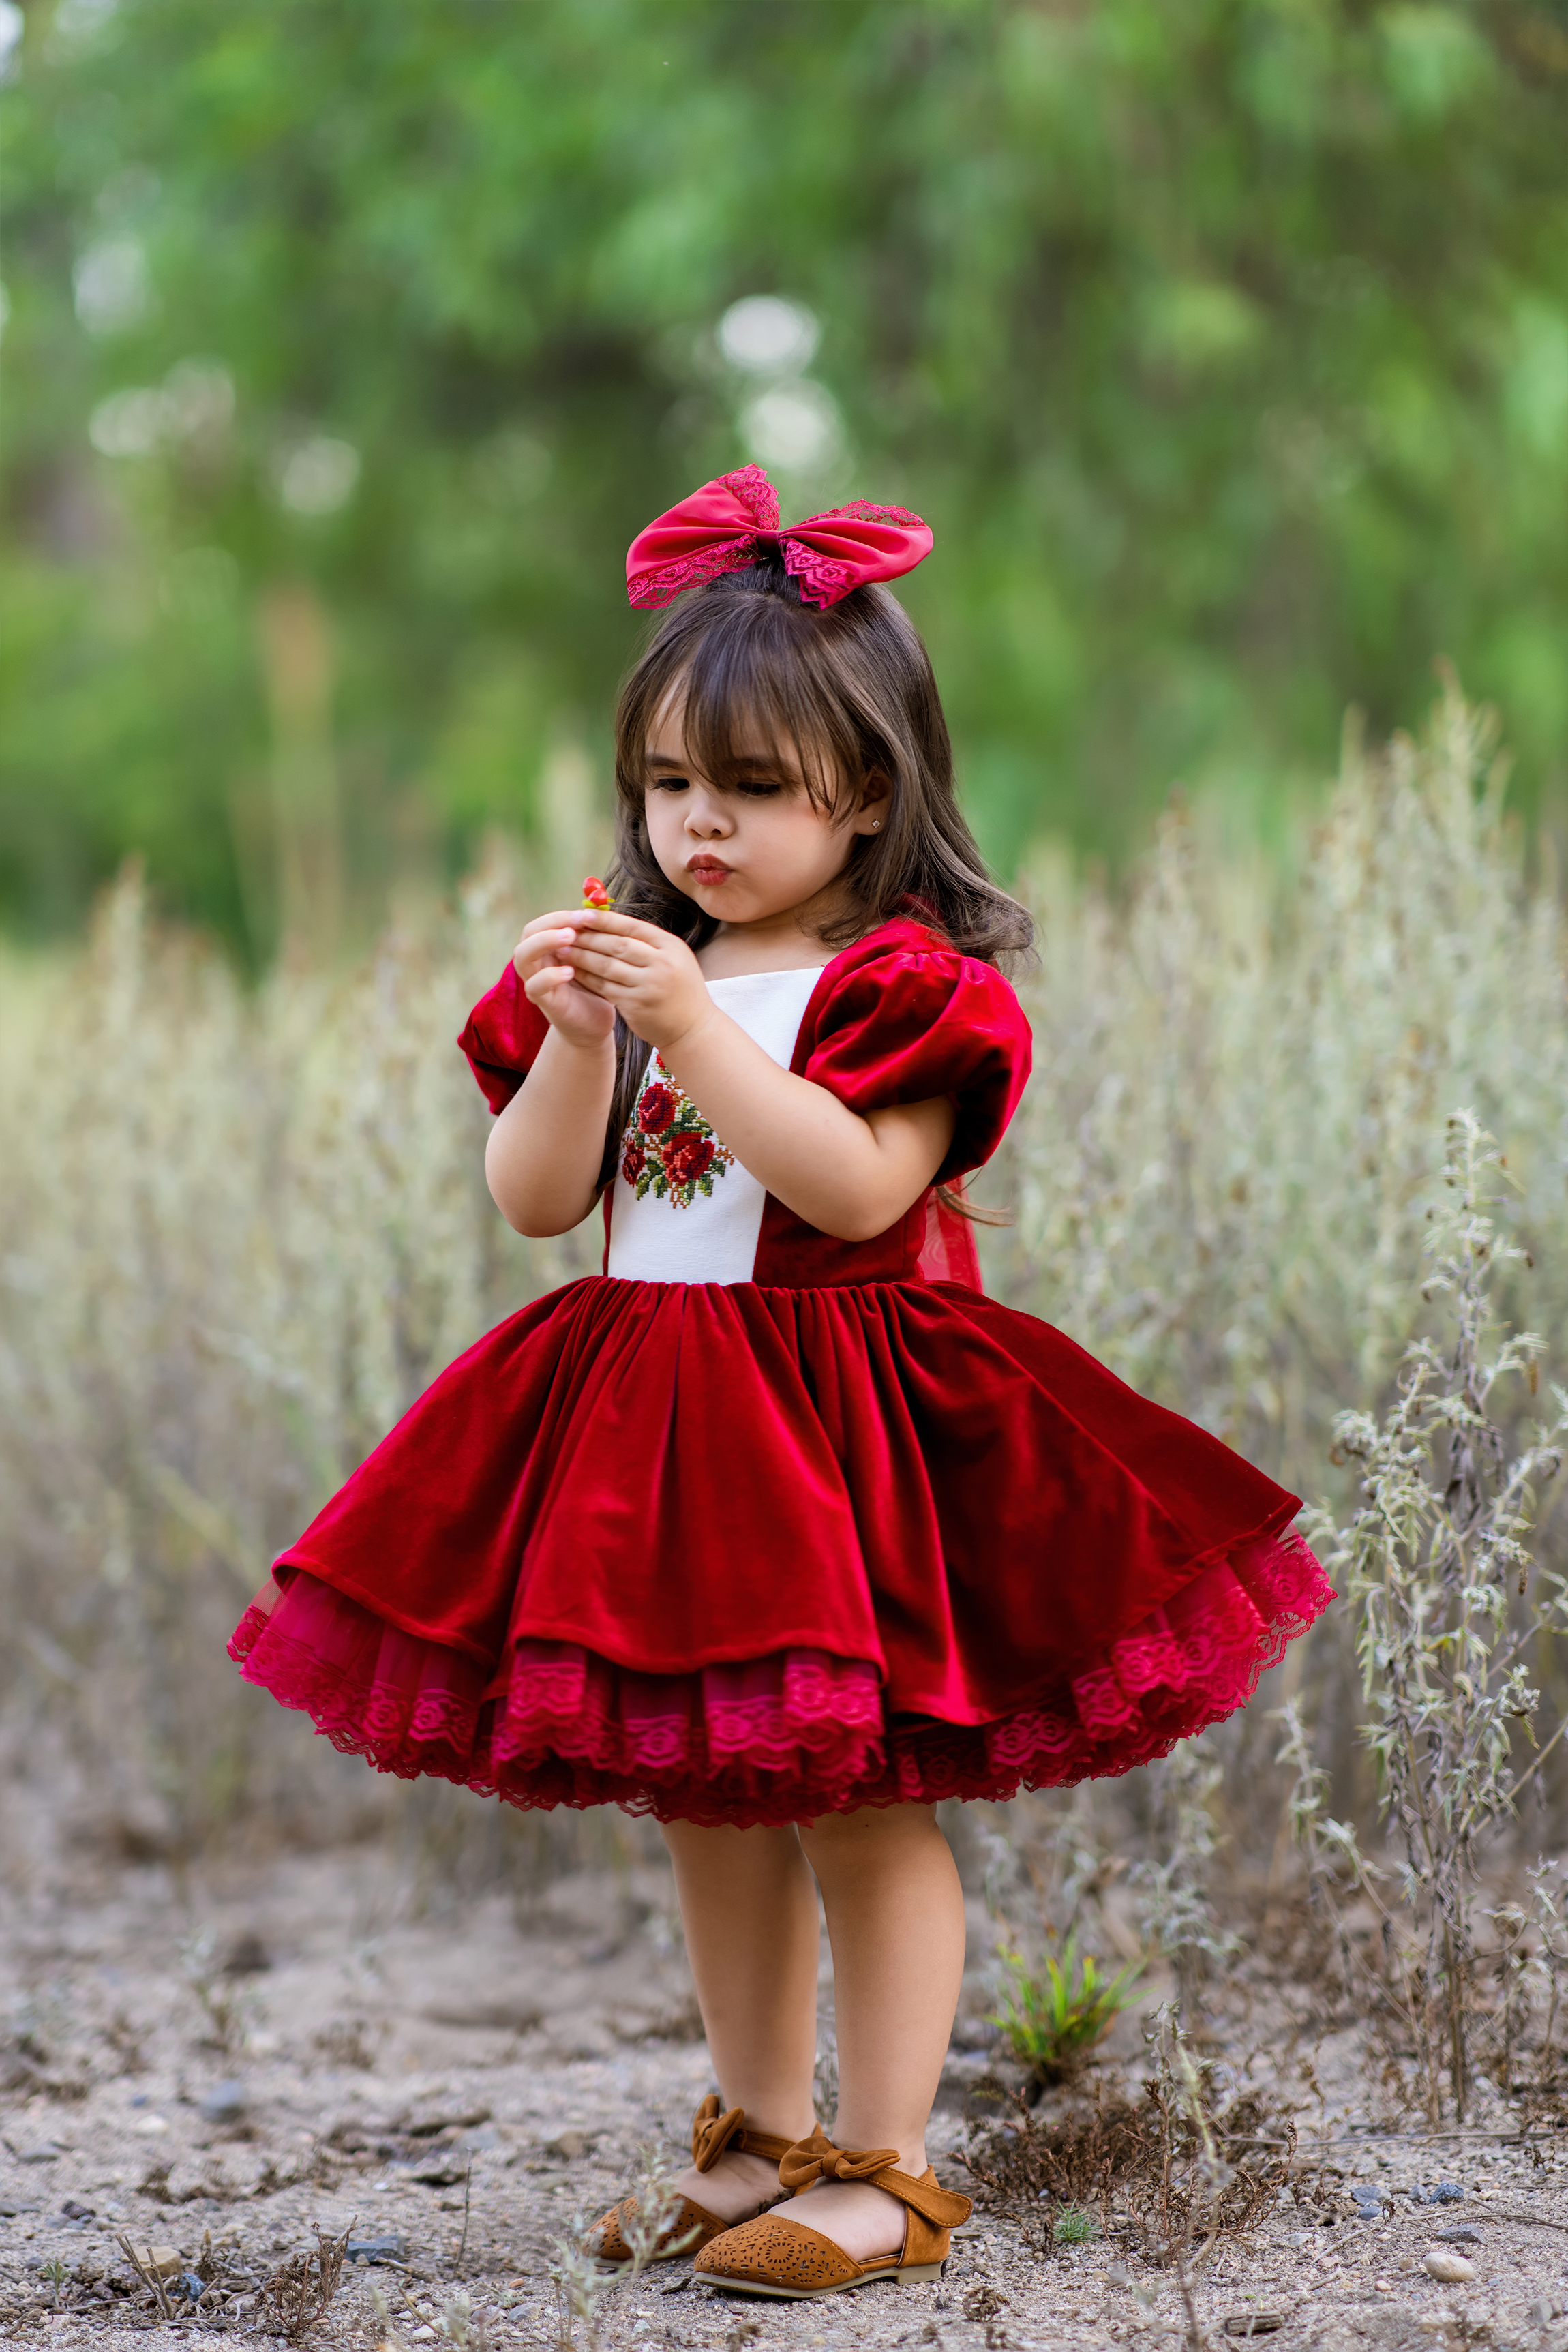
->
<box><xmin>782</xmin><ymin>1804</ymin><xmax>967</xmax><ymax>2263</ymax></box>
<box><xmin>658</xmin><ymin>1820</ymin><xmax>821</xmax><ymax>2222</ymax></box>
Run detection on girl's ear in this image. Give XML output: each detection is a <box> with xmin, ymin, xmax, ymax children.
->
<box><xmin>850</xmin><ymin>769</ymin><xmax>892</xmax><ymax>836</ymax></box>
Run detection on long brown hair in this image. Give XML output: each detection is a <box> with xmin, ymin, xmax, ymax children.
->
<box><xmin>596</xmin><ymin>554</ymin><xmax>1034</xmax><ymax>1187</ymax></box>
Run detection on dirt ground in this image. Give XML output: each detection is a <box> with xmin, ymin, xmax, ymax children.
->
<box><xmin>6</xmin><ymin>1818</ymin><xmax>1568</xmax><ymax>2352</ymax></box>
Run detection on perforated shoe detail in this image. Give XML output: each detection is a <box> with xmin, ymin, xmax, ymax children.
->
<box><xmin>590</xmin><ymin>2193</ymin><xmax>725</xmax><ymax>2266</ymax></box>
<box><xmin>694</xmin><ymin>2213</ymin><xmax>866</xmax><ymax>2291</ymax></box>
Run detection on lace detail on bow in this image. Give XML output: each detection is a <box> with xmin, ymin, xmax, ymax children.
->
<box><xmin>626</xmin><ymin>468</ymin><xmax>933</xmax><ymax>609</ymax></box>
<box><xmin>781</xmin><ymin>547</ymin><xmax>864</xmax><ymax>609</ymax></box>
<box><xmin>722</xmin><ymin>466</ymin><xmax>780</xmax><ymax>530</ymax></box>
<box><xmin>627</xmin><ymin>532</ymin><xmax>766</xmax><ymax>610</ymax></box>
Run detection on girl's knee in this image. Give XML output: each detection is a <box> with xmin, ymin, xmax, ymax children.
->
<box><xmin>797</xmin><ymin>1803</ymin><xmax>944</xmax><ymax>1873</ymax></box>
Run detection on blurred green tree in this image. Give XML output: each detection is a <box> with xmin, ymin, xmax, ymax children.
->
<box><xmin>2</xmin><ymin>0</ymin><xmax>1566</xmax><ymax>952</ymax></box>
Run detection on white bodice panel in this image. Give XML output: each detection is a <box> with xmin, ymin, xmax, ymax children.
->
<box><xmin>605</xmin><ymin>967</ymin><xmax>823</xmax><ymax>1284</ymax></box>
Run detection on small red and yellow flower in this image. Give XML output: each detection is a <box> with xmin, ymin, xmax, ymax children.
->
<box><xmin>580</xmin><ymin>874</ymin><xmax>614</xmax><ymax>909</ymax></box>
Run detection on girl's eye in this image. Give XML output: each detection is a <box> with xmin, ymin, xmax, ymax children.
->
<box><xmin>650</xmin><ymin>775</ymin><xmax>689</xmax><ymax>793</ymax></box>
<box><xmin>734</xmin><ymin>780</ymin><xmax>783</xmax><ymax>798</ymax></box>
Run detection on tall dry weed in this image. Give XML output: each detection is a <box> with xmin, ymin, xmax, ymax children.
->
<box><xmin>0</xmin><ymin>849</ymin><xmax>594</xmax><ymax>1855</ymax></box>
<box><xmin>989</xmin><ymin>681</ymin><xmax>1568</xmax><ymax>1873</ymax></box>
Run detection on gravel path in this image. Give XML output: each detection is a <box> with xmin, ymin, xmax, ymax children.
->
<box><xmin>5</xmin><ymin>1835</ymin><xmax>1568</xmax><ymax>2350</ymax></box>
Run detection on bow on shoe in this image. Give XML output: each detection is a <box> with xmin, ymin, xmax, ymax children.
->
<box><xmin>777</xmin><ymin>2128</ymin><xmax>901</xmax><ymax>2192</ymax></box>
<box><xmin>626</xmin><ymin>465</ymin><xmax>933</xmax><ymax>612</ymax></box>
<box><xmin>778</xmin><ymin>2130</ymin><xmax>975</xmax><ymax>2228</ymax></box>
<box><xmin>691</xmin><ymin>2094</ymin><xmax>746</xmax><ymax>2175</ymax></box>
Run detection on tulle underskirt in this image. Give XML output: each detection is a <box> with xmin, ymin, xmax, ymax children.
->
<box><xmin>230</xmin><ymin>1525</ymin><xmax>1331</xmax><ymax>1828</ymax></box>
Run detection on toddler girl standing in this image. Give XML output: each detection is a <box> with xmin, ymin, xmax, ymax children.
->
<box><xmin>231</xmin><ymin>466</ymin><xmax>1331</xmax><ymax>2301</ymax></box>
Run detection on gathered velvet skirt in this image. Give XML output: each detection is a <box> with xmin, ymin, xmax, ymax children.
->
<box><xmin>229</xmin><ymin>1276</ymin><xmax>1332</xmax><ymax>1827</ymax></box>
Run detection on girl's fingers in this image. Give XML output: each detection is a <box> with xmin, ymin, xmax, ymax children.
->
<box><xmin>567</xmin><ymin>909</ymin><xmax>669</xmax><ymax>946</ymax></box>
<box><xmin>519</xmin><ymin>909</ymin><xmax>597</xmax><ymax>938</ymax></box>
<box><xmin>522</xmin><ymin>965</ymin><xmax>575</xmax><ymax>1004</ymax></box>
<box><xmin>513</xmin><ymin>929</ymin><xmax>578</xmax><ymax>972</ymax></box>
<box><xmin>564</xmin><ymin>943</ymin><xmax>654</xmax><ymax>980</ymax></box>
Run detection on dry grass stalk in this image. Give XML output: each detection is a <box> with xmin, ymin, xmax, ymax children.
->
<box><xmin>263</xmin><ymin>2218</ymin><xmax>352</xmax><ymax>2342</ymax></box>
<box><xmin>1281</xmin><ymin>1111</ymin><xmax>1568</xmax><ymax>2121</ymax></box>
<box><xmin>961</xmin><ymin>2007</ymin><xmax>1297</xmax><ymax>2276</ymax></box>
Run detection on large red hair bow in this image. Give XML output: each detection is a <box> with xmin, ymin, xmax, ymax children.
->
<box><xmin>626</xmin><ymin>464</ymin><xmax>932</xmax><ymax>612</ymax></box>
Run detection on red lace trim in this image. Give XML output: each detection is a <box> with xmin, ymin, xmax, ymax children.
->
<box><xmin>627</xmin><ymin>530</ymin><xmax>766</xmax><ymax>610</ymax></box>
<box><xmin>722</xmin><ymin>465</ymin><xmax>779</xmax><ymax>530</ymax></box>
<box><xmin>229</xmin><ymin>1531</ymin><xmax>1333</xmax><ymax>1828</ymax></box>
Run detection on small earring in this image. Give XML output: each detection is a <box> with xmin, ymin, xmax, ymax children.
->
<box><xmin>871</xmin><ymin>819</ymin><xmax>881</xmax><ymax>830</ymax></box>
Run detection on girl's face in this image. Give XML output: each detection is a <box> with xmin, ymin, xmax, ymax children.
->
<box><xmin>642</xmin><ymin>702</ymin><xmax>886</xmax><ymax>930</ymax></box>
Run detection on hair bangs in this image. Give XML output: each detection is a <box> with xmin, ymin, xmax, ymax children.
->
<box><xmin>653</xmin><ymin>594</ymin><xmax>860</xmax><ymax>819</ymax></box>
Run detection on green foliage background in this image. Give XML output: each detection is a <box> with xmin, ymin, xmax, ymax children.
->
<box><xmin>3</xmin><ymin>0</ymin><xmax>1567</xmax><ymax>954</ymax></box>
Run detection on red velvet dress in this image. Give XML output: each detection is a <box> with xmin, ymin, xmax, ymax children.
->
<box><xmin>229</xmin><ymin>916</ymin><xmax>1331</xmax><ymax>1826</ymax></box>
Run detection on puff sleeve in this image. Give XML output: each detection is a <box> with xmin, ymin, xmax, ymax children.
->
<box><xmin>457</xmin><ymin>961</ymin><xmax>550</xmax><ymax>1114</ymax></box>
<box><xmin>798</xmin><ymin>931</ymin><xmax>1032</xmax><ymax>1182</ymax></box>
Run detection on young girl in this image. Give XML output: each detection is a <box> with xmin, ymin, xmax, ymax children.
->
<box><xmin>230</xmin><ymin>466</ymin><xmax>1331</xmax><ymax>2301</ymax></box>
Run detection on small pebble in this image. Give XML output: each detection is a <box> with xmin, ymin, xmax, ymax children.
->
<box><xmin>346</xmin><ymin>2234</ymin><xmax>407</xmax><ymax>2267</ymax></box>
<box><xmin>1529</xmin><ymin>2296</ymin><xmax>1562</xmax><ymax>2325</ymax></box>
<box><xmin>200</xmin><ymin>2079</ymin><xmax>247</xmax><ymax>2125</ymax></box>
<box><xmin>220</xmin><ymin>1929</ymin><xmax>271</xmax><ymax>1975</ymax></box>
<box><xmin>1434</xmin><ymin>2225</ymin><xmax>1480</xmax><ymax>2246</ymax></box>
<box><xmin>125</xmin><ymin>2243</ymin><xmax>181</xmax><ymax>2280</ymax></box>
<box><xmin>1423</xmin><ymin>2250</ymin><xmax>1475</xmax><ymax>2284</ymax></box>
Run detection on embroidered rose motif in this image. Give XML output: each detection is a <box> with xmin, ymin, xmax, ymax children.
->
<box><xmin>639</xmin><ymin>1081</ymin><xmax>678</xmax><ymax>1136</ymax></box>
<box><xmin>662</xmin><ymin>1132</ymin><xmax>715</xmax><ymax>1192</ymax></box>
<box><xmin>620</xmin><ymin>1059</ymin><xmax>734</xmax><ymax>1207</ymax></box>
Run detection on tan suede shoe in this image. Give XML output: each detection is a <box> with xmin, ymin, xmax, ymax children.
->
<box><xmin>590</xmin><ymin>2095</ymin><xmax>794</xmax><ymax>2266</ymax></box>
<box><xmin>691</xmin><ymin>2127</ymin><xmax>972</xmax><ymax>2297</ymax></box>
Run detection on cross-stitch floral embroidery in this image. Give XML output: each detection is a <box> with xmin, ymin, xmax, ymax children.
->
<box><xmin>621</xmin><ymin>1059</ymin><xmax>735</xmax><ymax>1207</ymax></box>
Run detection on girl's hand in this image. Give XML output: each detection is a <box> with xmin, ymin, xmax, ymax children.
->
<box><xmin>512</xmin><ymin>913</ymin><xmax>616</xmax><ymax>1050</ymax></box>
<box><xmin>553</xmin><ymin>911</ymin><xmax>714</xmax><ymax>1054</ymax></box>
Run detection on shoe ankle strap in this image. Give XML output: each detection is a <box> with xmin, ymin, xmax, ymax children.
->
<box><xmin>777</xmin><ymin>2128</ymin><xmax>972</xmax><ymax>2228</ymax></box>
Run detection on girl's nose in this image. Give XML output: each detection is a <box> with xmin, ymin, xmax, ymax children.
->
<box><xmin>684</xmin><ymin>794</ymin><xmax>732</xmax><ymax>839</ymax></box>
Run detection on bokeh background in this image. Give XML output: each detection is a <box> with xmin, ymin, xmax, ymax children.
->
<box><xmin>4</xmin><ymin>1</ymin><xmax>1568</xmax><ymax>1892</ymax></box>
<box><xmin>5</xmin><ymin>0</ymin><xmax>1568</xmax><ymax>958</ymax></box>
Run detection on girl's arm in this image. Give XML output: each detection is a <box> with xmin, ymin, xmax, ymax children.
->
<box><xmin>483</xmin><ymin>924</ymin><xmax>616</xmax><ymax>1237</ymax></box>
<box><xmin>560</xmin><ymin>911</ymin><xmax>957</xmax><ymax>1243</ymax></box>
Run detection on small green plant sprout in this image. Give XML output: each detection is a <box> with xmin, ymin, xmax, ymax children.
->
<box><xmin>1055</xmin><ymin>2203</ymin><xmax>1097</xmax><ymax>2244</ymax></box>
<box><xmin>991</xmin><ymin>1931</ymin><xmax>1143</xmax><ymax>2089</ymax></box>
<box><xmin>40</xmin><ymin>2258</ymin><xmax>72</xmax><ymax>2308</ymax></box>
